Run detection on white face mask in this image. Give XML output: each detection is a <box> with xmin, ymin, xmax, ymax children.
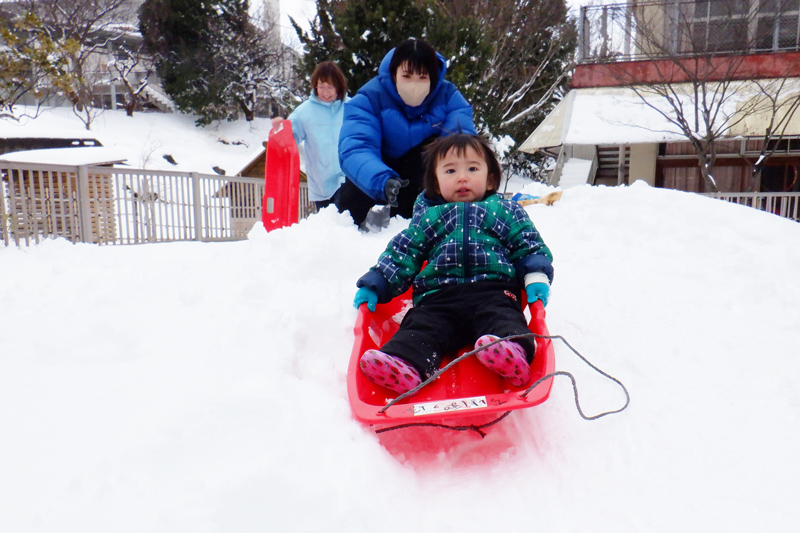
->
<box><xmin>396</xmin><ymin>79</ymin><xmax>430</xmax><ymax>107</ymax></box>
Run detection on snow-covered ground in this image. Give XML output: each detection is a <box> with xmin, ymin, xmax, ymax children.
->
<box><xmin>2</xmin><ymin>165</ymin><xmax>800</xmax><ymax>530</ymax></box>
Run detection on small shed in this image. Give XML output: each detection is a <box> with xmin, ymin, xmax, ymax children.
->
<box><xmin>235</xmin><ymin>143</ymin><xmax>268</xmax><ymax>179</ymax></box>
<box><xmin>234</xmin><ymin>141</ymin><xmax>308</xmax><ymax>182</ymax></box>
<box><xmin>1</xmin><ymin>147</ymin><xmax>126</xmax><ymax>245</ymax></box>
<box><xmin>221</xmin><ymin>142</ymin><xmax>311</xmax><ymax>230</ymax></box>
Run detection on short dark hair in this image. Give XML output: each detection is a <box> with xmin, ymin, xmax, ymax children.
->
<box><xmin>422</xmin><ymin>134</ymin><xmax>503</xmax><ymax>198</ymax></box>
<box><xmin>389</xmin><ymin>38</ymin><xmax>440</xmax><ymax>93</ymax></box>
<box><xmin>311</xmin><ymin>62</ymin><xmax>348</xmax><ymax>101</ymax></box>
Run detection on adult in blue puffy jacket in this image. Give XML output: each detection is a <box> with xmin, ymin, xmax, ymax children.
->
<box><xmin>272</xmin><ymin>62</ymin><xmax>349</xmax><ymax>211</ymax></box>
<box><xmin>335</xmin><ymin>38</ymin><xmax>477</xmax><ymax>226</ymax></box>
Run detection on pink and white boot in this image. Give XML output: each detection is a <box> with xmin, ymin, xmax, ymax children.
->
<box><xmin>359</xmin><ymin>349</ymin><xmax>422</xmax><ymax>394</ymax></box>
<box><xmin>474</xmin><ymin>335</ymin><xmax>531</xmax><ymax>387</ymax></box>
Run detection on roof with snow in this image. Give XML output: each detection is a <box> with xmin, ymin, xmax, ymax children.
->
<box><xmin>0</xmin><ymin>146</ymin><xmax>127</xmax><ymax>166</ymax></box>
<box><xmin>520</xmin><ymin>80</ymin><xmax>800</xmax><ymax>153</ymax></box>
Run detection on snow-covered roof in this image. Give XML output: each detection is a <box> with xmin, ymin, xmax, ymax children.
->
<box><xmin>0</xmin><ymin>146</ymin><xmax>127</xmax><ymax>166</ymax></box>
<box><xmin>0</xmin><ymin>129</ymin><xmax>106</xmax><ymax>143</ymax></box>
<box><xmin>233</xmin><ymin>145</ymin><xmax>266</xmax><ymax>177</ymax></box>
<box><xmin>519</xmin><ymin>88</ymin><xmax>687</xmax><ymax>152</ymax></box>
<box><xmin>520</xmin><ymin>80</ymin><xmax>800</xmax><ymax>152</ymax></box>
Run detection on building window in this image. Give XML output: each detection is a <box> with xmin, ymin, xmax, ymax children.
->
<box><xmin>690</xmin><ymin>0</ymin><xmax>750</xmax><ymax>53</ymax></box>
<box><xmin>755</xmin><ymin>0</ymin><xmax>800</xmax><ymax>51</ymax></box>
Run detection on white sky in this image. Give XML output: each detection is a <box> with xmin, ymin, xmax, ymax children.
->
<box><xmin>278</xmin><ymin>0</ymin><xmax>317</xmax><ymax>47</ymax></box>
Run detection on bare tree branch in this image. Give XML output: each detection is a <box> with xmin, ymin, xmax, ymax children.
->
<box><xmin>583</xmin><ymin>1</ymin><xmax>800</xmax><ymax>192</ymax></box>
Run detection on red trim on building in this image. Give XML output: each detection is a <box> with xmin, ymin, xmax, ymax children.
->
<box><xmin>571</xmin><ymin>52</ymin><xmax>800</xmax><ymax>89</ymax></box>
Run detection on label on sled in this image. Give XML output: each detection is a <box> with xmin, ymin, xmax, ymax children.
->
<box><xmin>413</xmin><ymin>396</ymin><xmax>488</xmax><ymax>416</ymax></box>
<box><xmin>262</xmin><ymin>121</ymin><xmax>300</xmax><ymax>231</ymax></box>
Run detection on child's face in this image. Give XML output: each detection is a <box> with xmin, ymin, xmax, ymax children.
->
<box><xmin>435</xmin><ymin>146</ymin><xmax>490</xmax><ymax>203</ymax></box>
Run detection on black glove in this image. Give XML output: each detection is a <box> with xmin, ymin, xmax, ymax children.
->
<box><xmin>384</xmin><ymin>178</ymin><xmax>409</xmax><ymax>207</ymax></box>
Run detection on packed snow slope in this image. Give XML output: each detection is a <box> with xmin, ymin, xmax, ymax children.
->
<box><xmin>2</xmin><ymin>181</ymin><xmax>799</xmax><ymax>532</ymax></box>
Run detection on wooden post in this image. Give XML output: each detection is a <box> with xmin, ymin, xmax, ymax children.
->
<box><xmin>77</xmin><ymin>165</ymin><xmax>94</xmax><ymax>243</ymax></box>
<box><xmin>191</xmin><ymin>172</ymin><xmax>203</xmax><ymax>241</ymax></box>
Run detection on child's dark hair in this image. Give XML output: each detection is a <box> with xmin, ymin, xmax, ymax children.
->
<box><xmin>423</xmin><ymin>134</ymin><xmax>503</xmax><ymax>198</ymax></box>
<box><xmin>311</xmin><ymin>62</ymin><xmax>348</xmax><ymax>101</ymax></box>
<box><xmin>389</xmin><ymin>38</ymin><xmax>440</xmax><ymax>93</ymax></box>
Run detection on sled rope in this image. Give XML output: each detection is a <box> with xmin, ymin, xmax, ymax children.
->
<box><xmin>375</xmin><ymin>412</ymin><xmax>512</xmax><ymax>438</ymax></box>
<box><xmin>377</xmin><ymin>331</ymin><xmax>630</xmax><ymax>424</ymax></box>
<box><xmin>520</xmin><ymin>333</ymin><xmax>630</xmax><ymax>421</ymax></box>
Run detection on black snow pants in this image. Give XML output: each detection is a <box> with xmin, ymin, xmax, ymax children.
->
<box><xmin>379</xmin><ymin>281</ymin><xmax>536</xmax><ymax>380</ymax></box>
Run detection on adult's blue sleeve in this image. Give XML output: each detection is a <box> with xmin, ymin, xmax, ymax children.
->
<box><xmin>441</xmin><ymin>88</ymin><xmax>477</xmax><ymax>136</ymax></box>
<box><xmin>338</xmin><ymin>94</ymin><xmax>398</xmax><ymax>201</ymax></box>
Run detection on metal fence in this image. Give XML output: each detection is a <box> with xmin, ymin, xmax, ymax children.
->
<box><xmin>5</xmin><ymin>160</ymin><xmax>795</xmax><ymax>247</ymax></box>
<box><xmin>704</xmin><ymin>191</ymin><xmax>800</xmax><ymax>222</ymax></box>
<box><xmin>1</xmin><ymin>162</ymin><xmax>312</xmax><ymax>247</ymax></box>
<box><xmin>579</xmin><ymin>0</ymin><xmax>800</xmax><ymax>64</ymax></box>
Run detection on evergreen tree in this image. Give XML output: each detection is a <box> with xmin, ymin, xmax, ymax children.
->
<box><xmin>440</xmin><ymin>0</ymin><xmax>576</xmax><ymax>143</ymax></box>
<box><xmin>292</xmin><ymin>0</ymin><xmax>434</xmax><ymax>96</ymax></box>
<box><xmin>292</xmin><ymin>0</ymin><xmax>576</xmax><ymax>180</ymax></box>
<box><xmin>439</xmin><ymin>0</ymin><xmax>577</xmax><ymax>180</ymax></box>
<box><xmin>290</xmin><ymin>0</ymin><xmax>487</xmax><ymax>109</ymax></box>
<box><xmin>139</xmin><ymin>0</ymin><xmax>292</xmax><ymax>125</ymax></box>
<box><xmin>139</xmin><ymin>0</ymin><xmax>224</xmax><ymax>122</ymax></box>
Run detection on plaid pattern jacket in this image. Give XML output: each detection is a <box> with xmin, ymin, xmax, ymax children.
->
<box><xmin>357</xmin><ymin>192</ymin><xmax>554</xmax><ymax>305</ymax></box>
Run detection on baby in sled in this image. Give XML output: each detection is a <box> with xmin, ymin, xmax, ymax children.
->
<box><xmin>353</xmin><ymin>134</ymin><xmax>554</xmax><ymax>394</ymax></box>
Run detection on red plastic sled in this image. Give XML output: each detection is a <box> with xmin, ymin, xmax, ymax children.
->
<box><xmin>262</xmin><ymin>121</ymin><xmax>300</xmax><ymax>231</ymax></box>
<box><xmin>347</xmin><ymin>290</ymin><xmax>556</xmax><ymax>428</ymax></box>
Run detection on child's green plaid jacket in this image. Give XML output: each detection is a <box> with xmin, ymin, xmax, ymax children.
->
<box><xmin>357</xmin><ymin>191</ymin><xmax>554</xmax><ymax>305</ymax></box>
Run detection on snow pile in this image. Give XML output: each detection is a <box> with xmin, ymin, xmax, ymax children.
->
<box><xmin>2</xmin><ymin>180</ymin><xmax>799</xmax><ymax>531</ymax></box>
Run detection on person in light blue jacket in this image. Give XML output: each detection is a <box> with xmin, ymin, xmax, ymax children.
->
<box><xmin>335</xmin><ymin>38</ymin><xmax>476</xmax><ymax>226</ymax></box>
<box><xmin>272</xmin><ymin>62</ymin><xmax>349</xmax><ymax>211</ymax></box>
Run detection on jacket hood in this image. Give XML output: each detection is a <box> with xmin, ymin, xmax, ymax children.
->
<box><xmin>377</xmin><ymin>47</ymin><xmax>448</xmax><ymax>110</ymax></box>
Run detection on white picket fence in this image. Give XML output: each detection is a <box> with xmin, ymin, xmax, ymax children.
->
<box><xmin>1</xmin><ymin>162</ymin><xmax>312</xmax><ymax>247</ymax></box>
<box><xmin>704</xmin><ymin>192</ymin><xmax>800</xmax><ymax>222</ymax></box>
<box><xmin>3</xmin><ymin>162</ymin><xmax>797</xmax><ymax>247</ymax></box>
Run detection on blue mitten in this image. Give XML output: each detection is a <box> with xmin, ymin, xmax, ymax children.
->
<box><xmin>353</xmin><ymin>286</ymin><xmax>378</xmax><ymax>312</ymax></box>
<box><xmin>526</xmin><ymin>283</ymin><xmax>550</xmax><ymax>307</ymax></box>
<box><xmin>384</xmin><ymin>178</ymin><xmax>410</xmax><ymax>207</ymax></box>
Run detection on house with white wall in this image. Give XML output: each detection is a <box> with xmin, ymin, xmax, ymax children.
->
<box><xmin>521</xmin><ymin>0</ymin><xmax>800</xmax><ymax>200</ymax></box>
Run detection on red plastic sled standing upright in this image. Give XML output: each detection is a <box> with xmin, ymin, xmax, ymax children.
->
<box><xmin>347</xmin><ymin>290</ymin><xmax>556</xmax><ymax>429</ymax></box>
<box><xmin>262</xmin><ymin>121</ymin><xmax>300</xmax><ymax>231</ymax></box>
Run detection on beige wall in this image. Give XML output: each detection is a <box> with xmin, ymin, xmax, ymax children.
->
<box><xmin>635</xmin><ymin>1</ymin><xmax>669</xmax><ymax>56</ymax></box>
<box><xmin>629</xmin><ymin>143</ymin><xmax>658</xmax><ymax>185</ymax></box>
